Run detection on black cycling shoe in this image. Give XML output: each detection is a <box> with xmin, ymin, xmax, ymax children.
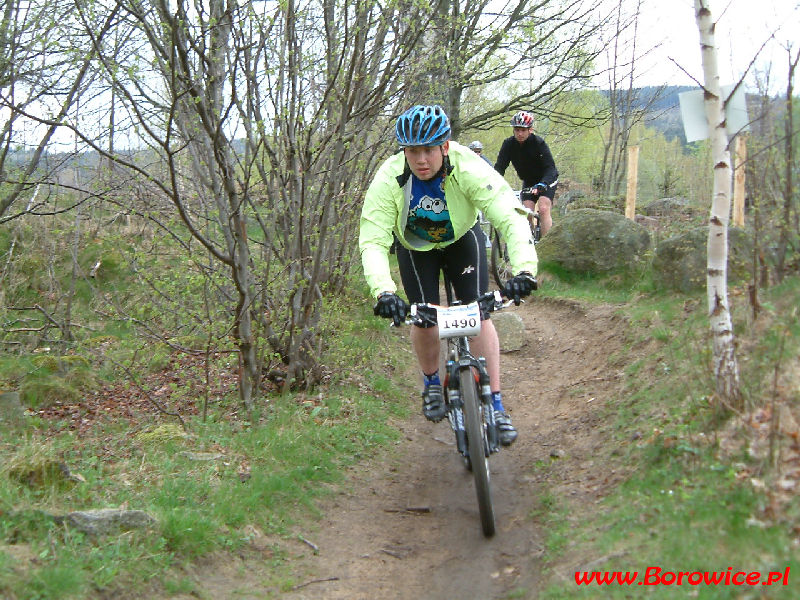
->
<box><xmin>422</xmin><ymin>384</ymin><xmax>446</xmax><ymax>422</ymax></box>
<box><xmin>494</xmin><ymin>410</ymin><xmax>518</xmax><ymax>446</ymax></box>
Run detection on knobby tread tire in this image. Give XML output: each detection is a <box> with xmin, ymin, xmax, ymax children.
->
<box><xmin>460</xmin><ymin>368</ymin><xmax>495</xmax><ymax>537</ymax></box>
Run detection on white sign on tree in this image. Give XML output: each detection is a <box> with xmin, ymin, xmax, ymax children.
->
<box><xmin>679</xmin><ymin>85</ymin><xmax>750</xmax><ymax>142</ymax></box>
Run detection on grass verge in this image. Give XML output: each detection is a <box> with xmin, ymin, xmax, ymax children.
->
<box><xmin>535</xmin><ymin>275</ymin><xmax>800</xmax><ymax>599</ymax></box>
<box><xmin>0</xmin><ymin>297</ymin><xmax>415</xmax><ymax>599</ymax></box>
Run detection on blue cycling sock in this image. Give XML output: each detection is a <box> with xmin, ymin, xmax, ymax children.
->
<box><xmin>423</xmin><ymin>371</ymin><xmax>440</xmax><ymax>388</ymax></box>
<box><xmin>491</xmin><ymin>391</ymin><xmax>504</xmax><ymax>412</ymax></box>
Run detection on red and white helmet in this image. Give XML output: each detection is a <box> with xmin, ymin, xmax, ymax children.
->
<box><xmin>510</xmin><ymin>111</ymin><xmax>534</xmax><ymax>128</ymax></box>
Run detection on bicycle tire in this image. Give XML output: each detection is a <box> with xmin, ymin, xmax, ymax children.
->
<box><xmin>490</xmin><ymin>229</ymin><xmax>513</xmax><ymax>290</ymax></box>
<box><xmin>460</xmin><ymin>367</ymin><xmax>495</xmax><ymax>537</ymax></box>
<box><xmin>532</xmin><ymin>212</ymin><xmax>542</xmax><ymax>244</ymax></box>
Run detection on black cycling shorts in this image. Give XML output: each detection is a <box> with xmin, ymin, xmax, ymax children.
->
<box><xmin>522</xmin><ymin>182</ymin><xmax>557</xmax><ymax>203</ymax></box>
<box><xmin>395</xmin><ymin>222</ymin><xmax>489</xmax><ymax>327</ymax></box>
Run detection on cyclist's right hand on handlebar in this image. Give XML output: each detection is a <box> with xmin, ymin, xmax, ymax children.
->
<box><xmin>373</xmin><ymin>292</ymin><xmax>409</xmax><ymax>326</ymax></box>
<box><xmin>502</xmin><ymin>272</ymin><xmax>537</xmax><ymax>306</ymax></box>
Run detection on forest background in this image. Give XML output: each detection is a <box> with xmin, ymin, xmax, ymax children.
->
<box><xmin>1</xmin><ymin>0</ymin><xmax>799</xmax><ymax>597</ymax></box>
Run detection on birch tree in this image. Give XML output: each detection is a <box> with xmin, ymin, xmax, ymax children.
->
<box><xmin>694</xmin><ymin>0</ymin><xmax>742</xmax><ymax>408</ymax></box>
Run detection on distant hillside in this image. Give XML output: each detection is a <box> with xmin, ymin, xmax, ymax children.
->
<box><xmin>638</xmin><ymin>86</ymin><xmax>695</xmax><ymax>144</ymax></box>
<box><xmin>601</xmin><ymin>85</ymin><xmax>696</xmax><ymax>144</ymax></box>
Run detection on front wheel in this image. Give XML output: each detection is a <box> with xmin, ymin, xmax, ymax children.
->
<box><xmin>460</xmin><ymin>368</ymin><xmax>495</xmax><ymax>537</ymax></box>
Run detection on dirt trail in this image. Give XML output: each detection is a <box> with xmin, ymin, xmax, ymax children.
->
<box><xmin>274</xmin><ymin>296</ymin><xmax>630</xmax><ymax>600</ymax></box>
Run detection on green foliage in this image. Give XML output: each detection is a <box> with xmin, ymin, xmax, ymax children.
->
<box><xmin>0</xmin><ymin>285</ymin><xmax>414</xmax><ymax>598</ymax></box>
<box><xmin>21</xmin><ymin>355</ymin><xmax>96</xmax><ymax>409</ymax></box>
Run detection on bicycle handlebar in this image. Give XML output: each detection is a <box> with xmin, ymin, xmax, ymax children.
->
<box><xmin>404</xmin><ymin>290</ymin><xmax>511</xmax><ymax>328</ymax></box>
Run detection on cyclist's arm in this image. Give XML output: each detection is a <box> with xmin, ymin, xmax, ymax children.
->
<box><xmin>536</xmin><ymin>138</ymin><xmax>559</xmax><ymax>187</ymax></box>
<box><xmin>465</xmin><ymin>170</ymin><xmax>538</xmax><ymax>277</ymax></box>
<box><xmin>359</xmin><ymin>169</ymin><xmax>400</xmax><ymax>298</ymax></box>
<box><xmin>493</xmin><ymin>139</ymin><xmax>511</xmax><ymax>175</ymax></box>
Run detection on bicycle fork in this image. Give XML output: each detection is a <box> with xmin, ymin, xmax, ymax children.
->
<box><xmin>444</xmin><ymin>354</ymin><xmax>500</xmax><ymax>457</ymax></box>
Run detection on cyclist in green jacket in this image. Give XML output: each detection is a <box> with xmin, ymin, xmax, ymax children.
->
<box><xmin>359</xmin><ymin>105</ymin><xmax>537</xmax><ymax>446</ymax></box>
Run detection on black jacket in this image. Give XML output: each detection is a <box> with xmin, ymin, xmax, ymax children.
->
<box><xmin>494</xmin><ymin>134</ymin><xmax>558</xmax><ymax>188</ymax></box>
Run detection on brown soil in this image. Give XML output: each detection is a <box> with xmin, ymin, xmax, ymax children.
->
<box><xmin>29</xmin><ymin>285</ymin><xmax>800</xmax><ymax>599</ymax></box>
<box><xmin>34</xmin><ymin>295</ymin><xmax>633</xmax><ymax>599</ymax></box>
<box><xmin>264</xmin><ymin>296</ymin><xmax>632</xmax><ymax>600</ymax></box>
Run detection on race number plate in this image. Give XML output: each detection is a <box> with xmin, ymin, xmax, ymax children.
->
<box><xmin>436</xmin><ymin>302</ymin><xmax>481</xmax><ymax>339</ymax></box>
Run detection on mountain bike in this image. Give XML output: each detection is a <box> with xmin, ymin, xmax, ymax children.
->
<box><xmin>490</xmin><ymin>187</ymin><xmax>541</xmax><ymax>289</ymax></box>
<box><xmin>407</xmin><ymin>286</ymin><xmax>508</xmax><ymax>537</ymax></box>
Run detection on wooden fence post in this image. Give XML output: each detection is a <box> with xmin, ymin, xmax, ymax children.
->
<box><xmin>733</xmin><ymin>135</ymin><xmax>746</xmax><ymax>227</ymax></box>
<box><xmin>625</xmin><ymin>145</ymin><xmax>640</xmax><ymax>220</ymax></box>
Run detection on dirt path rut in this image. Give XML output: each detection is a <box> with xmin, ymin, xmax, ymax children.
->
<box><xmin>279</xmin><ymin>296</ymin><xmax>629</xmax><ymax>600</ymax></box>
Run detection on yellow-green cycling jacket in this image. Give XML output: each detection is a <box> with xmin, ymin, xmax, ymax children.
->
<box><xmin>359</xmin><ymin>141</ymin><xmax>538</xmax><ymax>299</ymax></box>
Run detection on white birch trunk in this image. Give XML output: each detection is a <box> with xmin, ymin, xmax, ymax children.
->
<box><xmin>695</xmin><ymin>0</ymin><xmax>742</xmax><ymax>408</ymax></box>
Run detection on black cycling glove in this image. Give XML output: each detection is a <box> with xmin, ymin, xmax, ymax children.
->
<box><xmin>533</xmin><ymin>183</ymin><xmax>548</xmax><ymax>196</ymax></box>
<box><xmin>503</xmin><ymin>272</ymin><xmax>537</xmax><ymax>306</ymax></box>
<box><xmin>373</xmin><ymin>292</ymin><xmax>409</xmax><ymax>327</ymax></box>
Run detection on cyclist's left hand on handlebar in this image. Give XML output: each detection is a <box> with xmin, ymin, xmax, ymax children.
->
<box><xmin>533</xmin><ymin>183</ymin><xmax>548</xmax><ymax>196</ymax></box>
<box><xmin>502</xmin><ymin>272</ymin><xmax>538</xmax><ymax>306</ymax></box>
<box><xmin>373</xmin><ymin>292</ymin><xmax>409</xmax><ymax>326</ymax></box>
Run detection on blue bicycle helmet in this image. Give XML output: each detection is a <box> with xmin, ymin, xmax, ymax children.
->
<box><xmin>395</xmin><ymin>105</ymin><xmax>451</xmax><ymax>147</ymax></box>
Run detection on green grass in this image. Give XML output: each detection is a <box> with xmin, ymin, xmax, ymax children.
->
<box><xmin>3</xmin><ymin>207</ymin><xmax>798</xmax><ymax>599</ymax></box>
<box><xmin>540</xmin><ymin>445</ymin><xmax>799</xmax><ymax>599</ymax></box>
<box><xmin>0</xmin><ymin>294</ymin><xmax>415</xmax><ymax>599</ymax></box>
<box><xmin>537</xmin><ymin>276</ymin><xmax>800</xmax><ymax>600</ymax></box>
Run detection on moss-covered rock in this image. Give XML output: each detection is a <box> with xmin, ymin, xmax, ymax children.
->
<box><xmin>652</xmin><ymin>226</ymin><xmax>753</xmax><ymax>292</ymax></box>
<box><xmin>537</xmin><ymin>209</ymin><xmax>651</xmax><ymax>275</ymax></box>
<box><xmin>134</xmin><ymin>423</ymin><xmax>188</xmax><ymax>447</ymax></box>
<box><xmin>640</xmin><ymin>196</ymin><xmax>692</xmax><ymax>217</ymax></box>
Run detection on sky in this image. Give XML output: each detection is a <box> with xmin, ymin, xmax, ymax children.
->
<box><xmin>633</xmin><ymin>0</ymin><xmax>800</xmax><ymax>90</ymax></box>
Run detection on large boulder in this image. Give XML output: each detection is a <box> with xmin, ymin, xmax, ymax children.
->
<box><xmin>652</xmin><ymin>226</ymin><xmax>753</xmax><ymax>292</ymax></box>
<box><xmin>537</xmin><ymin>209</ymin><xmax>651</xmax><ymax>274</ymax></box>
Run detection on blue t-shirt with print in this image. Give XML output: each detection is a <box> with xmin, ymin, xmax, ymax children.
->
<box><xmin>406</xmin><ymin>174</ymin><xmax>454</xmax><ymax>242</ymax></box>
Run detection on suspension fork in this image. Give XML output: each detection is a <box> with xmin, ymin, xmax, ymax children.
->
<box><xmin>446</xmin><ymin>338</ymin><xmax>498</xmax><ymax>455</ymax></box>
<box><xmin>445</xmin><ymin>338</ymin><xmax>467</xmax><ymax>454</ymax></box>
<box><xmin>478</xmin><ymin>356</ymin><xmax>499</xmax><ymax>453</ymax></box>
<box><xmin>459</xmin><ymin>335</ymin><xmax>498</xmax><ymax>453</ymax></box>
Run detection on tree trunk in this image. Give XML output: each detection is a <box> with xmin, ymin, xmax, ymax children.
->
<box><xmin>776</xmin><ymin>47</ymin><xmax>799</xmax><ymax>281</ymax></box>
<box><xmin>695</xmin><ymin>0</ymin><xmax>742</xmax><ymax>409</ymax></box>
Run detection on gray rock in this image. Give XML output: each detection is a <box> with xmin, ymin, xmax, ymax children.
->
<box><xmin>652</xmin><ymin>226</ymin><xmax>753</xmax><ymax>292</ymax></box>
<box><xmin>537</xmin><ymin>209</ymin><xmax>651</xmax><ymax>274</ymax></box>
<box><xmin>0</xmin><ymin>391</ymin><xmax>25</xmax><ymax>429</ymax></box>
<box><xmin>492</xmin><ymin>311</ymin><xmax>527</xmax><ymax>352</ymax></box>
<box><xmin>557</xmin><ymin>189</ymin><xmax>587</xmax><ymax>215</ymax></box>
<box><xmin>178</xmin><ymin>451</ymin><xmax>225</xmax><ymax>461</ymax></box>
<box><xmin>65</xmin><ymin>509</ymin><xmax>157</xmax><ymax>536</ymax></box>
<box><xmin>640</xmin><ymin>197</ymin><xmax>690</xmax><ymax>217</ymax></box>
